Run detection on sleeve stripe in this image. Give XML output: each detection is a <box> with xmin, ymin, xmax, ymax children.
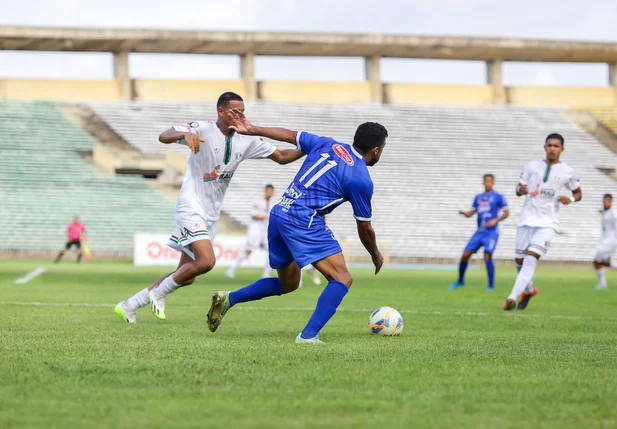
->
<box><xmin>296</xmin><ymin>131</ymin><xmax>304</xmax><ymax>152</ymax></box>
<box><xmin>354</xmin><ymin>215</ymin><xmax>372</xmax><ymax>222</ymax></box>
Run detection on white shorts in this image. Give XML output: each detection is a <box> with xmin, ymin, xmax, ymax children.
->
<box><xmin>594</xmin><ymin>238</ymin><xmax>617</xmax><ymax>263</ymax></box>
<box><xmin>515</xmin><ymin>226</ymin><xmax>556</xmax><ymax>258</ymax></box>
<box><xmin>245</xmin><ymin>224</ymin><xmax>267</xmax><ymax>252</ymax></box>
<box><xmin>168</xmin><ymin>212</ymin><xmax>218</xmax><ymax>260</ymax></box>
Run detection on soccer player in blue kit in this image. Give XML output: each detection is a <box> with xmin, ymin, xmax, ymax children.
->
<box><xmin>448</xmin><ymin>174</ymin><xmax>509</xmax><ymax>292</ymax></box>
<box><xmin>207</xmin><ymin>109</ymin><xmax>387</xmax><ymax>343</ymax></box>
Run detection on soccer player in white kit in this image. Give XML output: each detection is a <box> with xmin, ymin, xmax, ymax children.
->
<box><xmin>593</xmin><ymin>194</ymin><xmax>617</xmax><ymax>290</ymax></box>
<box><xmin>226</xmin><ymin>184</ymin><xmax>276</xmax><ymax>279</ymax></box>
<box><xmin>504</xmin><ymin>133</ymin><xmax>582</xmax><ymax>311</ymax></box>
<box><xmin>115</xmin><ymin>92</ymin><xmax>305</xmax><ymax>323</ymax></box>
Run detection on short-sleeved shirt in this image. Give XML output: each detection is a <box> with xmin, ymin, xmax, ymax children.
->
<box><xmin>68</xmin><ymin>223</ymin><xmax>85</xmax><ymax>241</ymax></box>
<box><xmin>472</xmin><ymin>191</ymin><xmax>508</xmax><ymax>232</ymax></box>
<box><xmin>171</xmin><ymin>121</ymin><xmax>276</xmax><ymax>221</ymax></box>
<box><xmin>518</xmin><ymin>159</ymin><xmax>580</xmax><ymax>231</ymax></box>
<box><xmin>270</xmin><ymin>131</ymin><xmax>373</xmax><ymax>228</ymax></box>
<box><xmin>249</xmin><ymin>196</ymin><xmax>275</xmax><ymax>236</ymax></box>
<box><xmin>601</xmin><ymin>207</ymin><xmax>617</xmax><ymax>241</ymax></box>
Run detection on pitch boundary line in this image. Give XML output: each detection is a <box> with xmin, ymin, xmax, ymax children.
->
<box><xmin>0</xmin><ymin>301</ymin><xmax>615</xmax><ymax>322</ymax></box>
<box><xmin>14</xmin><ymin>267</ymin><xmax>47</xmax><ymax>285</ymax></box>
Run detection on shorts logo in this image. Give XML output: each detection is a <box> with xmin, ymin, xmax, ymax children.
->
<box><xmin>333</xmin><ymin>144</ymin><xmax>354</xmax><ymax>166</ymax></box>
<box><xmin>203</xmin><ymin>165</ymin><xmax>220</xmax><ymax>182</ymax></box>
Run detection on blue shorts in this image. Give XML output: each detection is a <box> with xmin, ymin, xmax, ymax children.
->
<box><xmin>268</xmin><ymin>214</ymin><xmax>342</xmax><ymax>270</ymax></box>
<box><xmin>464</xmin><ymin>231</ymin><xmax>499</xmax><ymax>255</ymax></box>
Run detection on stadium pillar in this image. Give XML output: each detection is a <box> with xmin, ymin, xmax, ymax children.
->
<box><xmin>609</xmin><ymin>63</ymin><xmax>617</xmax><ymax>105</ymax></box>
<box><xmin>241</xmin><ymin>53</ymin><xmax>257</xmax><ymax>102</ymax></box>
<box><xmin>486</xmin><ymin>60</ymin><xmax>506</xmax><ymax>104</ymax></box>
<box><xmin>113</xmin><ymin>52</ymin><xmax>133</xmax><ymax>101</ymax></box>
<box><xmin>365</xmin><ymin>56</ymin><xmax>383</xmax><ymax>104</ymax></box>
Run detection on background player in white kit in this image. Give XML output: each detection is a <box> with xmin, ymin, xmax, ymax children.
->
<box><xmin>504</xmin><ymin>133</ymin><xmax>582</xmax><ymax>311</ymax></box>
<box><xmin>593</xmin><ymin>194</ymin><xmax>617</xmax><ymax>290</ymax></box>
<box><xmin>115</xmin><ymin>92</ymin><xmax>305</xmax><ymax>324</ymax></box>
<box><xmin>226</xmin><ymin>184</ymin><xmax>276</xmax><ymax>279</ymax></box>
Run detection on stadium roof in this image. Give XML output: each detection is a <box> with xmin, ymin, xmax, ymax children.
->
<box><xmin>2</xmin><ymin>26</ymin><xmax>617</xmax><ymax>63</ymax></box>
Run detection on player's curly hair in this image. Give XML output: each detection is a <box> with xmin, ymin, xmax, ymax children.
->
<box><xmin>353</xmin><ymin>122</ymin><xmax>388</xmax><ymax>154</ymax></box>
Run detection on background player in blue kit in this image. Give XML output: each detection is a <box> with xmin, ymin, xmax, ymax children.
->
<box><xmin>207</xmin><ymin>109</ymin><xmax>387</xmax><ymax>344</ymax></box>
<box><xmin>449</xmin><ymin>174</ymin><xmax>509</xmax><ymax>292</ymax></box>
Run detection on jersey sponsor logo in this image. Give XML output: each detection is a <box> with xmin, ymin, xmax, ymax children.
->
<box><xmin>219</xmin><ymin>170</ymin><xmax>236</xmax><ymax>182</ymax></box>
<box><xmin>278</xmin><ymin>185</ymin><xmax>303</xmax><ymax>212</ymax></box>
<box><xmin>540</xmin><ymin>188</ymin><xmax>556</xmax><ymax>199</ymax></box>
<box><xmin>333</xmin><ymin>144</ymin><xmax>354</xmax><ymax>166</ymax></box>
<box><xmin>477</xmin><ymin>201</ymin><xmax>490</xmax><ymax>213</ymax></box>
<box><xmin>278</xmin><ymin>196</ymin><xmax>295</xmax><ymax>212</ymax></box>
<box><xmin>284</xmin><ymin>184</ymin><xmax>303</xmax><ymax>200</ymax></box>
<box><xmin>203</xmin><ymin>166</ymin><xmax>221</xmax><ymax>182</ymax></box>
<box><xmin>188</xmin><ymin>121</ymin><xmax>199</xmax><ymax>128</ymax></box>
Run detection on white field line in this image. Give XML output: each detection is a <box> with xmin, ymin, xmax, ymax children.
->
<box><xmin>14</xmin><ymin>267</ymin><xmax>47</xmax><ymax>285</ymax></box>
<box><xmin>0</xmin><ymin>301</ymin><xmax>615</xmax><ymax>322</ymax></box>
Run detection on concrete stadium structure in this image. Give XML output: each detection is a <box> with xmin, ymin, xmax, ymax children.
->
<box><xmin>2</xmin><ymin>26</ymin><xmax>617</xmax><ymax>106</ymax></box>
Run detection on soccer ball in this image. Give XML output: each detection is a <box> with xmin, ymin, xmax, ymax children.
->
<box><xmin>368</xmin><ymin>307</ymin><xmax>404</xmax><ymax>336</ymax></box>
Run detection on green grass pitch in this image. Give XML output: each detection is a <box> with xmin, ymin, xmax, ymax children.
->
<box><xmin>1</xmin><ymin>260</ymin><xmax>616</xmax><ymax>428</ymax></box>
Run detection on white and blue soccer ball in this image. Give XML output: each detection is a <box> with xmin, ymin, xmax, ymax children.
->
<box><xmin>368</xmin><ymin>307</ymin><xmax>404</xmax><ymax>336</ymax></box>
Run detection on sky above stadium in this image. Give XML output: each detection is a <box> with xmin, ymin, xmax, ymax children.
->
<box><xmin>1</xmin><ymin>0</ymin><xmax>616</xmax><ymax>86</ymax></box>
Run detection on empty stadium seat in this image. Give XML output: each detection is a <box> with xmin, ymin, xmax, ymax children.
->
<box><xmin>0</xmin><ymin>101</ymin><xmax>175</xmax><ymax>254</ymax></box>
<box><xmin>89</xmin><ymin>101</ymin><xmax>617</xmax><ymax>261</ymax></box>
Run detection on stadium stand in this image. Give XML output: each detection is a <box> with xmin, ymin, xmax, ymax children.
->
<box><xmin>587</xmin><ymin>107</ymin><xmax>617</xmax><ymax>136</ymax></box>
<box><xmin>0</xmin><ymin>101</ymin><xmax>175</xmax><ymax>254</ymax></box>
<box><xmin>88</xmin><ymin>101</ymin><xmax>617</xmax><ymax>262</ymax></box>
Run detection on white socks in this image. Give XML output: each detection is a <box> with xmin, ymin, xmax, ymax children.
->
<box><xmin>262</xmin><ymin>263</ymin><xmax>271</xmax><ymax>278</ymax></box>
<box><xmin>157</xmin><ymin>275</ymin><xmax>180</xmax><ymax>297</ymax></box>
<box><xmin>124</xmin><ymin>275</ymin><xmax>180</xmax><ymax>312</ymax></box>
<box><xmin>596</xmin><ymin>268</ymin><xmax>607</xmax><ymax>287</ymax></box>
<box><xmin>229</xmin><ymin>254</ymin><xmax>247</xmax><ymax>275</ymax></box>
<box><xmin>515</xmin><ymin>261</ymin><xmax>535</xmax><ymax>295</ymax></box>
<box><xmin>509</xmin><ymin>255</ymin><xmax>538</xmax><ymax>301</ymax></box>
<box><xmin>126</xmin><ymin>288</ymin><xmax>149</xmax><ymax>312</ymax></box>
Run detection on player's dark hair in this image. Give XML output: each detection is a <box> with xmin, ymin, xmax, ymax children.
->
<box><xmin>546</xmin><ymin>133</ymin><xmax>564</xmax><ymax>147</ymax></box>
<box><xmin>217</xmin><ymin>92</ymin><xmax>243</xmax><ymax>109</ymax></box>
<box><xmin>353</xmin><ymin>122</ymin><xmax>388</xmax><ymax>154</ymax></box>
<box><xmin>604</xmin><ymin>194</ymin><xmax>613</xmax><ymax>200</ymax></box>
<box><xmin>483</xmin><ymin>174</ymin><xmax>494</xmax><ymax>180</ymax></box>
<box><xmin>265</xmin><ymin>184</ymin><xmax>274</xmax><ymax>190</ymax></box>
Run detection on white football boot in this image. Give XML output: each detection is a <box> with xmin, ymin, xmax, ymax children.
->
<box><xmin>295</xmin><ymin>333</ymin><xmax>326</xmax><ymax>344</ymax></box>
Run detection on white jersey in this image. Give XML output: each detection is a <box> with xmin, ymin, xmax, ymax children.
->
<box><xmin>249</xmin><ymin>197</ymin><xmax>274</xmax><ymax>234</ymax></box>
<box><xmin>172</xmin><ymin>121</ymin><xmax>276</xmax><ymax>222</ymax></box>
<box><xmin>517</xmin><ymin>159</ymin><xmax>580</xmax><ymax>231</ymax></box>
<box><xmin>601</xmin><ymin>207</ymin><xmax>617</xmax><ymax>241</ymax></box>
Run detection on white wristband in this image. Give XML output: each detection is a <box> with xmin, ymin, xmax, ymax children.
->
<box><xmin>569</xmin><ymin>195</ymin><xmax>576</xmax><ymax>203</ymax></box>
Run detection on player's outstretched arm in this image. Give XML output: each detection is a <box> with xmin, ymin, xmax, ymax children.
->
<box><xmin>356</xmin><ymin>220</ymin><xmax>383</xmax><ymax>274</ymax></box>
<box><xmin>229</xmin><ymin>109</ymin><xmax>298</xmax><ymax>144</ymax></box>
<box><xmin>269</xmin><ymin>149</ymin><xmax>306</xmax><ymax>165</ymax></box>
<box><xmin>459</xmin><ymin>210</ymin><xmax>476</xmax><ymax>218</ymax></box>
<box><xmin>159</xmin><ymin>128</ymin><xmax>204</xmax><ymax>154</ymax></box>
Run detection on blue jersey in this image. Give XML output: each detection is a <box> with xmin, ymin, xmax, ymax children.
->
<box><xmin>270</xmin><ymin>131</ymin><xmax>373</xmax><ymax>228</ymax></box>
<box><xmin>472</xmin><ymin>191</ymin><xmax>508</xmax><ymax>232</ymax></box>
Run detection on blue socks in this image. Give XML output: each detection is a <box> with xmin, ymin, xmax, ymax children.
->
<box><xmin>301</xmin><ymin>280</ymin><xmax>348</xmax><ymax>339</ymax></box>
<box><xmin>486</xmin><ymin>258</ymin><xmax>495</xmax><ymax>289</ymax></box>
<box><xmin>458</xmin><ymin>261</ymin><xmax>468</xmax><ymax>284</ymax></box>
<box><xmin>228</xmin><ymin>277</ymin><xmax>283</xmax><ymax>308</ymax></box>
